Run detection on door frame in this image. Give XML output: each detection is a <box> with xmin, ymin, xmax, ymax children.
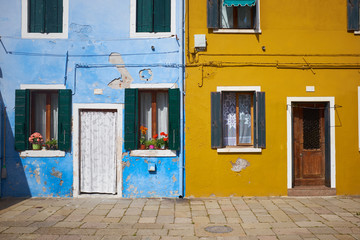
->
<box><xmin>287</xmin><ymin>97</ymin><xmax>336</xmax><ymax>189</ymax></box>
<box><xmin>73</xmin><ymin>103</ymin><xmax>123</xmax><ymax>197</ymax></box>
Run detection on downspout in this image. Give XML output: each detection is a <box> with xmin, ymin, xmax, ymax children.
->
<box><xmin>179</xmin><ymin>0</ymin><xmax>186</xmax><ymax>198</ymax></box>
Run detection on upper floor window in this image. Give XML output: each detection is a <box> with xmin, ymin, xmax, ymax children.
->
<box><xmin>130</xmin><ymin>0</ymin><xmax>176</xmax><ymax>38</ymax></box>
<box><xmin>22</xmin><ymin>0</ymin><xmax>69</xmax><ymax>39</ymax></box>
<box><xmin>207</xmin><ymin>0</ymin><xmax>261</xmax><ymax>33</ymax></box>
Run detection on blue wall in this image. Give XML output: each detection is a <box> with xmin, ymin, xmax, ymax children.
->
<box><xmin>0</xmin><ymin>0</ymin><xmax>184</xmax><ymax>197</ymax></box>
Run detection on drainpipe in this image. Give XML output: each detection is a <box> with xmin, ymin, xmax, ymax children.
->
<box><xmin>178</xmin><ymin>0</ymin><xmax>186</xmax><ymax>198</ymax></box>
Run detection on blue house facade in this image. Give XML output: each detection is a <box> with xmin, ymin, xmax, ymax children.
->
<box><xmin>0</xmin><ymin>0</ymin><xmax>185</xmax><ymax>198</ymax></box>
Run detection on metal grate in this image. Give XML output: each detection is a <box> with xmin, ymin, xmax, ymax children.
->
<box><xmin>303</xmin><ymin>108</ymin><xmax>320</xmax><ymax>149</ymax></box>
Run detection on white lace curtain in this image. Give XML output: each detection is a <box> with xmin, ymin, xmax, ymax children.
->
<box><xmin>140</xmin><ymin>92</ymin><xmax>168</xmax><ymax>139</ymax></box>
<box><xmin>80</xmin><ymin>111</ymin><xmax>117</xmax><ymax>194</ymax></box>
<box><xmin>223</xmin><ymin>92</ymin><xmax>252</xmax><ymax>146</ymax></box>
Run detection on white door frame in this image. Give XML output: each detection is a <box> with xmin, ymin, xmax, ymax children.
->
<box><xmin>73</xmin><ymin>103</ymin><xmax>123</xmax><ymax>197</ymax></box>
<box><xmin>287</xmin><ymin>97</ymin><xmax>336</xmax><ymax>189</ymax></box>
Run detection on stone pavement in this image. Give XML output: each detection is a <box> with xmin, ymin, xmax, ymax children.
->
<box><xmin>0</xmin><ymin>196</ymin><xmax>359</xmax><ymax>240</ymax></box>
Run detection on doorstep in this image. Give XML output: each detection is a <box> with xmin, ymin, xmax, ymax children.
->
<box><xmin>288</xmin><ymin>186</ymin><xmax>336</xmax><ymax>196</ymax></box>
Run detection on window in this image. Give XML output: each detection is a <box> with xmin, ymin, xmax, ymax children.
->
<box><xmin>139</xmin><ymin>91</ymin><xmax>168</xmax><ymax>139</ymax></box>
<box><xmin>31</xmin><ymin>91</ymin><xmax>59</xmax><ymax>142</ymax></box>
<box><xmin>130</xmin><ymin>0</ymin><xmax>175</xmax><ymax>37</ymax></box>
<box><xmin>348</xmin><ymin>0</ymin><xmax>359</xmax><ymax>32</ymax></box>
<box><xmin>207</xmin><ymin>0</ymin><xmax>260</xmax><ymax>32</ymax></box>
<box><xmin>124</xmin><ymin>88</ymin><xmax>180</xmax><ymax>150</ymax></box>
<box><xmin>211</xmin><ymin>88</ymin><xmax>265</xmax><ymax>151</ymax></box>
<box><xmin>15</xmin><ymin>89</ymin><xmax>72</xmax><ymax>151</ymax></box>
<box><xmin>22</xmin><ymin>0</ymin><xmax>69</xmax><ymax>38</ymax></box>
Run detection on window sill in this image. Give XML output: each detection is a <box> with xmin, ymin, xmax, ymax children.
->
<box><xmin>355</xmin><ymin>31</ymin><xmax>360</xmax><ymax>35</ymax></box>
<box><xmin>217</xmin><ymin>147</ymin><xmax>262</xmax><ymax>153</ymax></box>
<box><xmin>130</xmin><ymin>150</ymin><xmax>177</xmax><ymax>157</ymax></box>
<box><xmin>20</xmin><ymin>150</ymin><xmax>66</xmax><ymax>158</ymax></box>
<box><xmin>129</xmin><ymin>32</ymin><xmax>175</xmax><ymax>39</ymax></box>
<box><xmin>213</xmin><ymin>29</ymin><xmax>262</xmax><ymax>34</ymax></box>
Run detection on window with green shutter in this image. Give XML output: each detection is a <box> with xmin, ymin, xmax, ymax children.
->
<box><xmin>136</xmin><ymin>0</ymin><xmax>171</xmax><ymax>32</ymax></box>
<box><xmin>28</xmin><ymin>0</ymin><xmax>63</xmax><ymax>33</ymax></box>
<box><xmin>124</xmin><ymin>88</ymin><xmax>180</xmax><ymax>151</ymax></box>
<box><xmin>207</xmin><ymin>0</ymin><xmax>260</xmax><ymax>30</ymax></box>
<box><xmin>15</xmin><ymin>89</ymin><xmax>72</xmax><ymax>151</ymax></box>
<box><xmin>211</xmin><ymin>90</ymin><xmax>265</xmax><ymax>149</ymax></box>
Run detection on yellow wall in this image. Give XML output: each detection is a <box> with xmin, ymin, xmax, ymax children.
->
<box><xmin>185</xmin><ymin>0</ymin><xmax>360</xmax><ymax>196</ymax></box>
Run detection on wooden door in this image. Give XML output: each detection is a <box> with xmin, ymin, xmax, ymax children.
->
<box><xmin>293</xmin><ymin>103</ymin><xmax>326</xmax><ymax>186</ymax></box>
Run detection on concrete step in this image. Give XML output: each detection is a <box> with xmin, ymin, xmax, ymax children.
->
<box><xmin>288</xmin><ymin>186</ymin><xmax>336</xmax><ymax>196</ymax></box>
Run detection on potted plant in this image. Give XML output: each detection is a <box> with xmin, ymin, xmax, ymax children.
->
<box><xmin>156</xmin><ymin>132</ymin><xmax>168</xmax><ymax>149</ymax></box>
<box><xmin>45</xmin><ymin>139</ymin><xmax>57</xmax><ymax>150</ymax></box>
<box><xmin>145</xmin><ymin>139</ymin><xmax>156</xmax><ymax>150</ymax></box>
<box><xmin>28</xmin><ymin>132</ymin><xmax>44</xmax><ymax>150</ymax></box>
<box><xmin>139</xmin><ymin>126</ymin><xmax>147</xmax><ymax>150</ymax></box>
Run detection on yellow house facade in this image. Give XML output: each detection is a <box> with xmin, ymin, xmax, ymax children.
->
<box><xmin>185</xmin><ymin>0</ymin><xmax>360</xmax><ymax>196</ymax></box>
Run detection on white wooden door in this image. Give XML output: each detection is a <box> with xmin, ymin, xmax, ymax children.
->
<box><xmin>80</xmin><ymin>110</ymin><xmax>117</xmax><ymax>194</ymax></box>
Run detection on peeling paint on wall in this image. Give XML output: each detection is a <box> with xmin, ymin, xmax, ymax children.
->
<box><xmin>50</xmin><ymin>168</ymin><xmax>63</xmax><ymax>179</ymax></box>
<box><xmin>172</xmin><ymin>174</ymin><xmax>177</xmax><ymax>182</ymax></box>
<box><xmin>34</xmin><ymin>168</ymin><xmax>41</xmax><ymax>184</ymax></box>
<box><xmin>139</xmin><ymin>69</ymin><xmax>153</xmax><ymax>81</ymax></box>
<box><xmin>230</xmin><ymin>158</ymin><xmax>250</xmax><ymax>173</ymax></box>
<box><xmin>109</xmin><ymin>53</ymin><xmax>133</xmax><ymax>88</ymax></box>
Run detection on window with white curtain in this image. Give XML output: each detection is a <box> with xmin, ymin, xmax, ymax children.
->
<box><xmin>139</xmin><ymin>91</ymin><xmax>168</xmax><ymax>140</ymax></box>
<box><xmin>223</xmin><ymin>92</ymin><xmax>253</xmax><ymax>146</ymax></box>
<box><xmin>31</xmin><ymin>91</ymin><xmax>58</xmax><ymax>142</ymax></box>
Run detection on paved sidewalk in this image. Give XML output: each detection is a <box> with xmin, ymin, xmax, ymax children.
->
<box><xmin>0</xmin><ymin>196</ymin><xmax>359</xmax><ymax>240</ymax></box>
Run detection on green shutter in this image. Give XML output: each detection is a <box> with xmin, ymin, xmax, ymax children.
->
<box><xmin>136</xmin><ymin>0</ymin><xmax>154</xmax><ymax>32</ymax></box>
<box><xmin>154</xmin><ymin>0</ymin><xmax>171</xmax><ymax>32</ymax></box>
<box><xmin>125</xmin><ymin>89</ymin><xmax>139</xmax><ymax>150</ymax></box>
<box><xmin>207</xmin><ymin>0</ymin><xmax>220</xmax><ymax>28</ymax></box>
<box><xmin>15</xmin><ymin>90</ymin><xmax>30</xmax><ymax>151</ymax></box>
<box><xmin>29</xmin><ymin>0</ymin><xmax>45</xmax><ymax>33</ymax></box>
<box><xmin>255</xmin><ymin>92</ymin><xmax>266</xmax><ymax>148</ymax></box>
<box><xmin>58</xmin><ymin>89</ymin><xmax>72</xmax><ymax>151</ymax></box>
<box><xmin>211</xmin><ymin>92</ymin><xmax>223</xmax><ymax>148</ymax></box>
<box><xmin>168</xmin><ymin>88</ymin><xmax>180</xmax><ymax>150</ymax></box>
<box><xmin>348</xmin><ymin>0</ymin><xmax>359</xmax><ymax>31</ymax></box>
<box><xmin>45</xmin><ymin>0</ymin><xmax>63</xmax><ymax>33</ymax></box>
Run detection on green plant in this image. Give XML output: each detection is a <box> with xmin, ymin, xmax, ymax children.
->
<box><xmin>145</xmin><ymin>139</ymin><xmax>156</xmax><ymax>148</ymax></box>
<box><xmin>155</xmin><ymin>132</ymin><xmax>168</xmax><ymax>149</ymax></box>
<box><xmin>45</xmin><ymin>139</ymin><xmax>57</xmax><ymax>150</ymax></box>
<box><xmin>139</xmin><ymin>126</ymin><xmax>147</xmax><ymax>145</ymax></box>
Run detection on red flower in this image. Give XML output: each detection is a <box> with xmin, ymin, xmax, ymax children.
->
<box><xmin>165</xmin><ymin>134</ymin><xmax>168</xmax><ymax>137</ymax></box>
<box><xmin>153</xmin><ymin>134</ymin><xmax>158</xmax><ymax>139</ymax></box>
<box><xmin>160</xmin><ymin>132</ymin><xmax>165</xmax><ymax>136</ymax></box>
<box><xmin>163</xmin><ymin>138</ymin><xmax>168</xmax><ymax>142</ymax></box>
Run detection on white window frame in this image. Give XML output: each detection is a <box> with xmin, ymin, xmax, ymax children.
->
<box><xmin>216</xmin><ymin>86</ymin><xmax>262</xmax><ymax>153</ymax></box>
<box><xmin>129</xmin><ymin>0</ymin><xmax>176</xmax><ymax>38</ymax></box>
<box><xmin>286</xmin><ymin>97</ymin><xmax>336</xmax><ymax>189</ymax></box>
<box><xmin>213</xmin><ymin>0</ymin><xmax>261</xmax><ymax>34</ymax></box>
<box><xmin>19</xmin><ymin>84</ymin><xmax>66</xmax><ymax>157</ymax></box>
<box><xmin>21</xmin><ymin>0</ymin><xmax>69</xmax><ymax>39</ymax></box>
<box><xmin>128</xmin><ymin>83</ymin><xmax>177</xmax><ymax>157</ymax></box>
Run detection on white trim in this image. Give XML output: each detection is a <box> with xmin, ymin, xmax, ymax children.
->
<box><xmin>130</xmin><ymin>150</ymin><xmax>177</xmax><ymax>157</ymax></box>
<box><xmin>217</xmin><ymin>147</ymin><xmax>261</xmax><ymax>153</ymax></box>
<box><xmin>358</xmin><ymin>87</ymin><xmax>360</xmax><ymax>151</ymax></box>
<box><xmin>355</xmin><ymin>31</ymin><xmax>360</xmax><ymax>35</ymax></box>
<box><xmin>20</xmin><ymin>84</ymin><xmax>66</xmax><ymax>90</ymax></box>
<box><xmin>20</xmin><ymin>150</ymin><xmax>65</xmax><ymax>158</ymax></box>
<box><xmin>286</xmin><ymin>97</ymin><xmax>336</xmax><ymax>189</ymax></box>
<box><xmin>213</xmin><ymin>29</ymin><xmax>262</xmax><ymax>34</ymax></box>
<box><xmin>73</xmin><ymin>103</ymin><xmax>124</xmax><ymax>198</ymax></box>
<box><xmin>217</xmin><ymin>86</ymin><xmax>261</xmax><ymax>92</ymax></box>
<box><xmin>130</xmin><ymin>83</ymin><xmax>178</xmax><ymax>89</ymax></box>
<box><xmin>129</xmin><ymin>0</ymin><xmax>176</xmax><ymax>38</ymax></box>
<box><xmin>21</xmin><ymin>0</ymin><xmax>69</xmax><ymax>39</ymax></box>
